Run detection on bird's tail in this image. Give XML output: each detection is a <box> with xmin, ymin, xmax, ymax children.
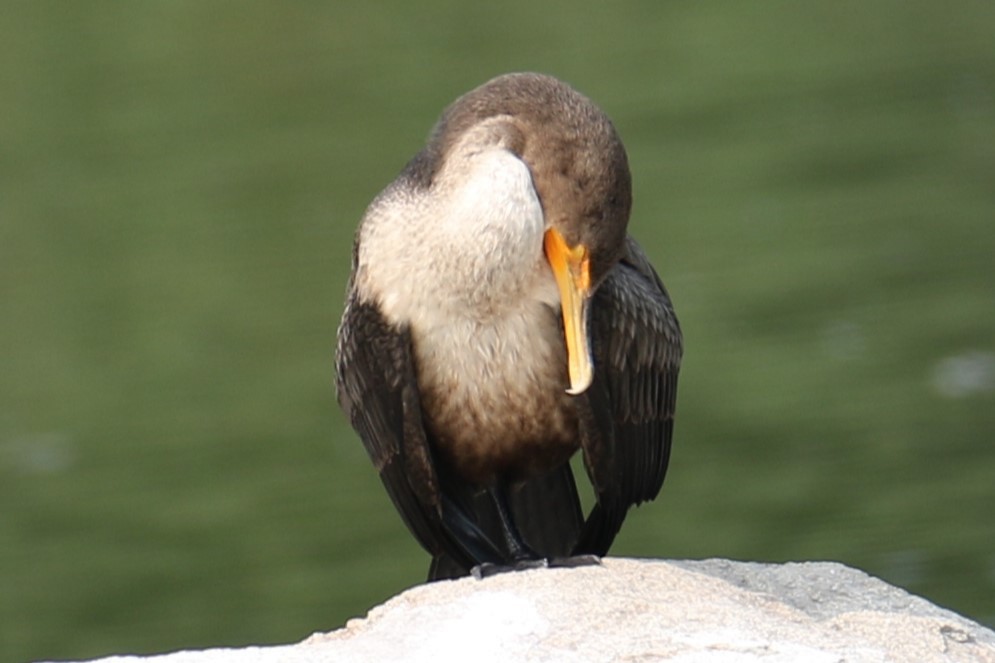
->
<box><xmin>426</xmin><ymin>461</ymin><xmax>584</xmax><ymax>581</ymax></box>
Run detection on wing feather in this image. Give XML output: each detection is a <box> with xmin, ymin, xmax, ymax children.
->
<box><xmin>574</xmin><ymin>236</ymin><xmax>682</xmax><ymax>554</ymax></box>
<box><xmin>335</xmin><ymin>293</ymin><xmax>454</xmax><ymax>561</ymax></box>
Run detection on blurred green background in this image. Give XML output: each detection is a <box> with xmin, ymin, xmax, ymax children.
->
<box><xmin>3</xmin><ymin>2</ymin><xmax>993</xmax><ymax>660</ymax></box>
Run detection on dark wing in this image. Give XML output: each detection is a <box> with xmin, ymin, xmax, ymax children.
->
<box><xmin>573</xmin><ymin>236</ymin><xmax>683</xmax><ymax>555</ymax></box>
<box><xmin>336</xmin><ymin>290</ymin><xmax>509</xmax><ymax>577</ymax></box>
<box><xmin>335</xmin><ymin>294</ymin><xmax>452</xmax><ymax>561</ymax></box>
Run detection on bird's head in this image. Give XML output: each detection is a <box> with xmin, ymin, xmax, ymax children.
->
<box><xmin>425</xmin><ymin>72</ymin><xmax>632</xmax><ymax>394</ymax></box>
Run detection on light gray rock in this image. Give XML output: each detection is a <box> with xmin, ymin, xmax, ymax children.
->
<box><xmin>69</xmin><ymin>558</ymin><xmax>995</xmax><ymax>663</ymax></box>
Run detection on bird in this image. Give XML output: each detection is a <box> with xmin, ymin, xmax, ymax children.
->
<box><xmin>335</xmin><ymin>72</ymin><xmax>682</xmax><ymax>581</ymax></box>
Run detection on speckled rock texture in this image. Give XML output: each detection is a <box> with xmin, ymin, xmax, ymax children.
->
<box><xmin>67</xmin><ymin>558</ymin><xmax>995</xmax><ymax>663</ymax></box>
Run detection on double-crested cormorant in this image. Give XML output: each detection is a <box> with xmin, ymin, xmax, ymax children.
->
<box><xmin>336</xmin><ymin>73</ymin><xmax>682</xmax><ymax>580</ymax></box>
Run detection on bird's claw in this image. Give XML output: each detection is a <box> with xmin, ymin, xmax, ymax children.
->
<box><xmin>549</xmin><ymin>553</ymin><xmax>602</xmax><ymax>569</ymax></box>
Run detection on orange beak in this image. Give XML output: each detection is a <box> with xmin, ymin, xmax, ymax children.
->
<box><xmin>543</xmin><ymin>228</ymin><xmax>594</xmax><ymax>395</ymax></box>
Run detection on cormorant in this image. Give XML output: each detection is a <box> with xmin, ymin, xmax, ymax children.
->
<box><xmin>336</xmin><ymin>72</ymin><xmax>682</xmax><ymax>580</ymax></box>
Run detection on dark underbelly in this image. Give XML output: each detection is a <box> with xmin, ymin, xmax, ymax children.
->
<box><xmin>421</xmin><ymin>383</ymin><xmax>581</xmax><ymax>486</ymax></box>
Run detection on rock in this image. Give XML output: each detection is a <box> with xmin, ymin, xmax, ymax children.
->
<box><xmin>67</xmin><ymin>558</ymin><xmax>995</xmax><ymax>663</ymax></box>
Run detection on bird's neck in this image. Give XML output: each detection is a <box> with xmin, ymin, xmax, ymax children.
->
<box><xmin>358</xmin><ymin>146</ymin><xmax>558</xmax><ymax>329</ymax></box>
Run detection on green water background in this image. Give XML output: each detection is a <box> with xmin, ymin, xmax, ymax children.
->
<box><xmin>2</xmin><ymin>2</ymin><xmax>993</xmax><ymax>660</ymax></box>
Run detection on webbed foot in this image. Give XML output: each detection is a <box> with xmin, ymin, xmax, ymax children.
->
<box><xmin>470</xmin><ymin>555</ymin><xmax>601</xmax><ymax>580</ymax></box>
<box><xmin>471</xmin><ymin>558</ymin><xmax>549</xmax><ymax>580</ymax></box>
<box><xmin>548</xmin><ymin>553</ymin><xmax>602</xmax><ymax>569</ymax></box>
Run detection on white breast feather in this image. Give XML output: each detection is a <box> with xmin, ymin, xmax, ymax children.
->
<box><xmin>355</xmin><ymin>144</ymin><xmax>568</xmax><ymax>440</ymax></box>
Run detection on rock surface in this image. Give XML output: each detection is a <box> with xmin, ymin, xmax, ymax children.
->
<box><xmin>69</xmin><ymin>558</ymin><xmax>995</xmax><ymax>663</ymax></box>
